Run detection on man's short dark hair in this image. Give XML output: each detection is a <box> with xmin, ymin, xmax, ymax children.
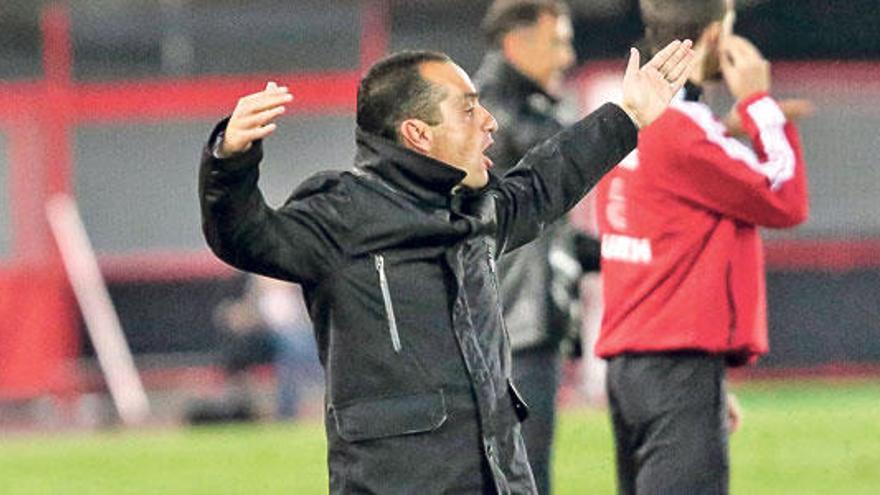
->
<box><xmin>482</xmin><ymin>0</ymin><xmax>570</xmax><ymax>47</ymax></box>
<box><xmin>356</xmin><ymin>50</ymin><xmax>451</xmax><ymax>142</ymax></box>
<box><xmin>640</xmin><ymin>0</ymin><xmax>726</xmax><ymax>55</ymax></box>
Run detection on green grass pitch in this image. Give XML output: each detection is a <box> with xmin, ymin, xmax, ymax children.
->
<box><xmin>1</xmin><ymin>379</ymin><xmax>877</xmax><ymax>494</ymax></box>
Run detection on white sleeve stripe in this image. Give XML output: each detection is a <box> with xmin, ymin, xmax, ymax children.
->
<box><xmin>672</xmin><ymin>100</ymin><xmax>761</xmax><ymax>168</ymax></box>
<box><xmin>746</xmin><ymin>97</ymin><xmax>796</xmax><ymax>190</ymax></box>
<box><xmin>671</xmin><ymin>99</ymin><xmax>796</xmax><ymax>191</ymax></box>
<box><xmin>747</xmin><ymin>97</ymin><xmax>787</xmax><ymax>126</ymax></box>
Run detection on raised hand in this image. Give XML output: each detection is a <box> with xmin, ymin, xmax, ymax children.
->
<box><xmin>220</xmin><ymin>81</ymin><xmax>294</xmax><ymax>157</ymax></box>
<box><xmin>720</xmin><ymin>35</ymin><xmax>771</xmax><ymax>101</ymax></box>
<box><xmin>620</xmin><ymin>40</ymin><xmax>695</xmax><ymax>129</ymax></box>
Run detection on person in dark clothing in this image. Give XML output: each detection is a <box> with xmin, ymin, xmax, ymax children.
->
<box><xmin>475</xmin><ymin>2</ymin><xmax>601</xmax><ymax>492</ymax></box>
<box><xmin>187</xmin><ymin>275</ymin><xmax>319</xmax><ymax>424</ymax></box>
<box><xmin>216</xmin><ymin>275</ymin><xmax>320</xmax><ymax>420</ymax></box>
<box><xmin>199</xmin><ymin>44</ymin><xmax>694</xmax><ymax>494</ymax></box>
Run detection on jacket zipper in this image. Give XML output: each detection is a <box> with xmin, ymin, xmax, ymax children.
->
<box><xmin>374</xmin><ymin>254</ymin><xmax>402</xmax><ymax>353</ymax></box>
<box><xmin>486</xmin><ymin>241</ymin><xmax>498</xmax><ymax>276</ymax></box>
<box><xmin>486</xmin><ymin>244</ymin><xmax>508</xmax><ymax>327</ymax></box>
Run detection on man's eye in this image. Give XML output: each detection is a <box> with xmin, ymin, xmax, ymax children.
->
<box><xmin>465</xmin><ymin>107</ymin><xmax>475</xmax><ymax>114</ymax></box>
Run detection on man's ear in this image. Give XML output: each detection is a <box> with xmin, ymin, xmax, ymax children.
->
<box><xmin>501</xmin><ymin>29</ymin><xmax>528</xmax><ymax>62</ymax></box>
<box><xmin>398</xmin><ymin>119</ymin><xmax>433</xmax><ymax>154</ymax></box>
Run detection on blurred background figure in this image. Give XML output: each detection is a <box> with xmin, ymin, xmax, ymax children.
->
<box><xmin>249</xmin><ymin>276</ymin><xmax>321</xmax><ymax>420</ymax></box>
<box><xmin>189</xmin><ymin>275</ymin><xmax>319</xmax><ymax>424</ymax></box>
<box><xmin>475</xmin><ymin>1</ymin><xmax>602</xmax><ymax>492</ymax></box>
<box><xmin>594</xmin><ymin>0</ymin><xmax>809</xmax><ymax>492</ymax></box>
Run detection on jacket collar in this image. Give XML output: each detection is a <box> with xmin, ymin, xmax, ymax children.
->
<box><xmin>354</xmin><ymin>128</ymin><xmax>467</xmax><ymax>207</ymax></box>
<box><xmin>673</xmin><ymin>81</ymin><xmax>704</xmax><ymax>103</ymax></box>
<box><xmin>475</xmin><ymin>50</ymin><xmax>559</xmax><ymax>104</ymax></box>
<box><xmin>683</xmin><ymin>81</ymin><xmax>704</xmax><ymax>102</ymax></box>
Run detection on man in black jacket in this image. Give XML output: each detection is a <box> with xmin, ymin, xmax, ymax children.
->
<box><xmin>474</xmin><ymin>2</ymin><xmax>599</xmax><ymax>491</ymax></box>
<box><xmin>200</xmin><ymin>43</ymin><xmax>693</xmax><ymax>494</ymax></box>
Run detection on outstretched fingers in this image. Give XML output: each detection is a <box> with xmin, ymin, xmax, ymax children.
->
<box><xmin>222</xmin><ymin>81</ymin><xmax>294</xmax><ymax>155</ymax></box>
<box><xmin>239</xmin><ymin>91</ymin><xmax>294</xmax><ymax>116</ymax></box>
<box><xmin>239</xmin><ymin>105</ymin><xmax>287</xmax><ymax>129</ymax></box>
<box><xmin>619</xmin><ymin>40</ymin><xmax>696</xmax><ymax>129</ymax></box>
<box><xmin>658</xmin><ymin>40</ymin><xmax>693</xmax><ymax>82</ymax></box>
<box><xmin>645</xmin><ymin>40</ymin><xmax>682</xmax><ymax>72</ymax></box>
<box><xmin>625</xmin><ymin>47</ymin><xmax>641</xmax><ymax>80</ymax></box>
<box><xmin>663</xmin><ymin>41</ymin><xmax>696</xmax><ymax>91</ymax></box>
<box><xmin>243</xmin><ymin>123</ymin><xmax>278</xmax><ymax>142</ymax></box>
<box><xmin>232</xmin><ymin>83</ymin><xmax>293</xmax><ymax>133</ymax></box>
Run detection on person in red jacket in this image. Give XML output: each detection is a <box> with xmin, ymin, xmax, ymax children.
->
<box><xmin>593</xmin><ymin>1</ymin><xmax>809</xmax><ymax>493</ymax></box>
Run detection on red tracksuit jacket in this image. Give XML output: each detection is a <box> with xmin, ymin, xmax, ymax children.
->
<box><xmin>594</xmin><ymin>91</ymin><xmax>809</xmax><ymax>364</ymax></box>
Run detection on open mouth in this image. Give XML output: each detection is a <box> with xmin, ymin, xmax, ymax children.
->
<box><xmin>481</xmin><ymin>136</ymin><xmax>494</xmax><ymax>169</ymax></box>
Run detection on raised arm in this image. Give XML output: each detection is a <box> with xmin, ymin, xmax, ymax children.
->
<box><xmin>199</xmin><ymin>83</ymin><xmax>342</xmax><ymax>284</ymax></box>
<box><xmin>653</xmin><ymin>36</ymin><xmax>808</xmax><ymax>228</ymax></box>
<box><xmin>493</xmin><ymin>40</ymin><xmax>696</xmax><ymax>253</ymax></box>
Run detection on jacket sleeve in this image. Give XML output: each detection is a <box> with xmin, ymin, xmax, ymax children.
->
<box><xmin>651</xmin><ymin>93</ymin><xmax>809</xmax><ymax>228</ymax></box>
<box><xmin>199</xmin><ymin>120</ymin><xmax>340</xmax><ymax>285</ymax></box>
<box><xmin>492</xmin><ymin>103</ymin><xmax>637</xmax><ymax>254</ymax></box>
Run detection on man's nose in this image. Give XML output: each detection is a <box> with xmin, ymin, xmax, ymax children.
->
<box><xmin>483</xmin><ymin>108</ymin><xmax>498</xmax><ymax>133</ymax></box>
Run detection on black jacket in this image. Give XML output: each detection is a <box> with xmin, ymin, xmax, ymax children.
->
<box><xmin>199</xmin><ymin>104</ymin><xmax>636</xmax><ymax>494</ymax></box>
<box><xmin>475</xmin><ymin>51</ymin><xmax>601</xmax><ymax>353</ymax></box>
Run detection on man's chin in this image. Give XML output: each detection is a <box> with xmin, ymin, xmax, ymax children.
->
<box><xmin>459</xmin><ymin>170</ymin><xmax>490</xmax><ymax>190</ymax></box>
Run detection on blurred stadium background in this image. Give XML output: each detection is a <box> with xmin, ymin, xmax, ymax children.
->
<box><xmin>0</xmin><ymin>0</ymin><xmax>878</xmax><ymax>493</ymax></box>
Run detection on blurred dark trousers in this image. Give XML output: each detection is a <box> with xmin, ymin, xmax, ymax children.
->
<box><xmin>272</xmin><ymin>329</ymin><xmax>322</xmax><ymax>420</ymax></box>
<box><xmin>272</xmin><ymin>331</ymin><xmax>301</xmax><ymax>419</ymax></box>
<box><xmin>512</xmin><ymin>345</ymin><xmax>562</xmax><ymax>495</ymax></box>
<box><xmin>606</xmin><ymin>352</ymin><xmax>729</xmax><ymax>495</ymax></box>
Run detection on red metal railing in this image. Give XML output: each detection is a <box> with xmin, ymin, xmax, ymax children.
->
<box><xmin>0</xmin><ymin>1</ymin><xmax>388</xmax><ymax>398</ymax></box>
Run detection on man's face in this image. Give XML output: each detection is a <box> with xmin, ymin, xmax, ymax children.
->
<box><xmin>513</xmin><ymin>13</ymin><xmax>576</xmax><ymax>91</ymax></box>
<box><xmin>419</xmin><ymin>61</ymin><xmax>498</xmax><ymax>189</ymax></box>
